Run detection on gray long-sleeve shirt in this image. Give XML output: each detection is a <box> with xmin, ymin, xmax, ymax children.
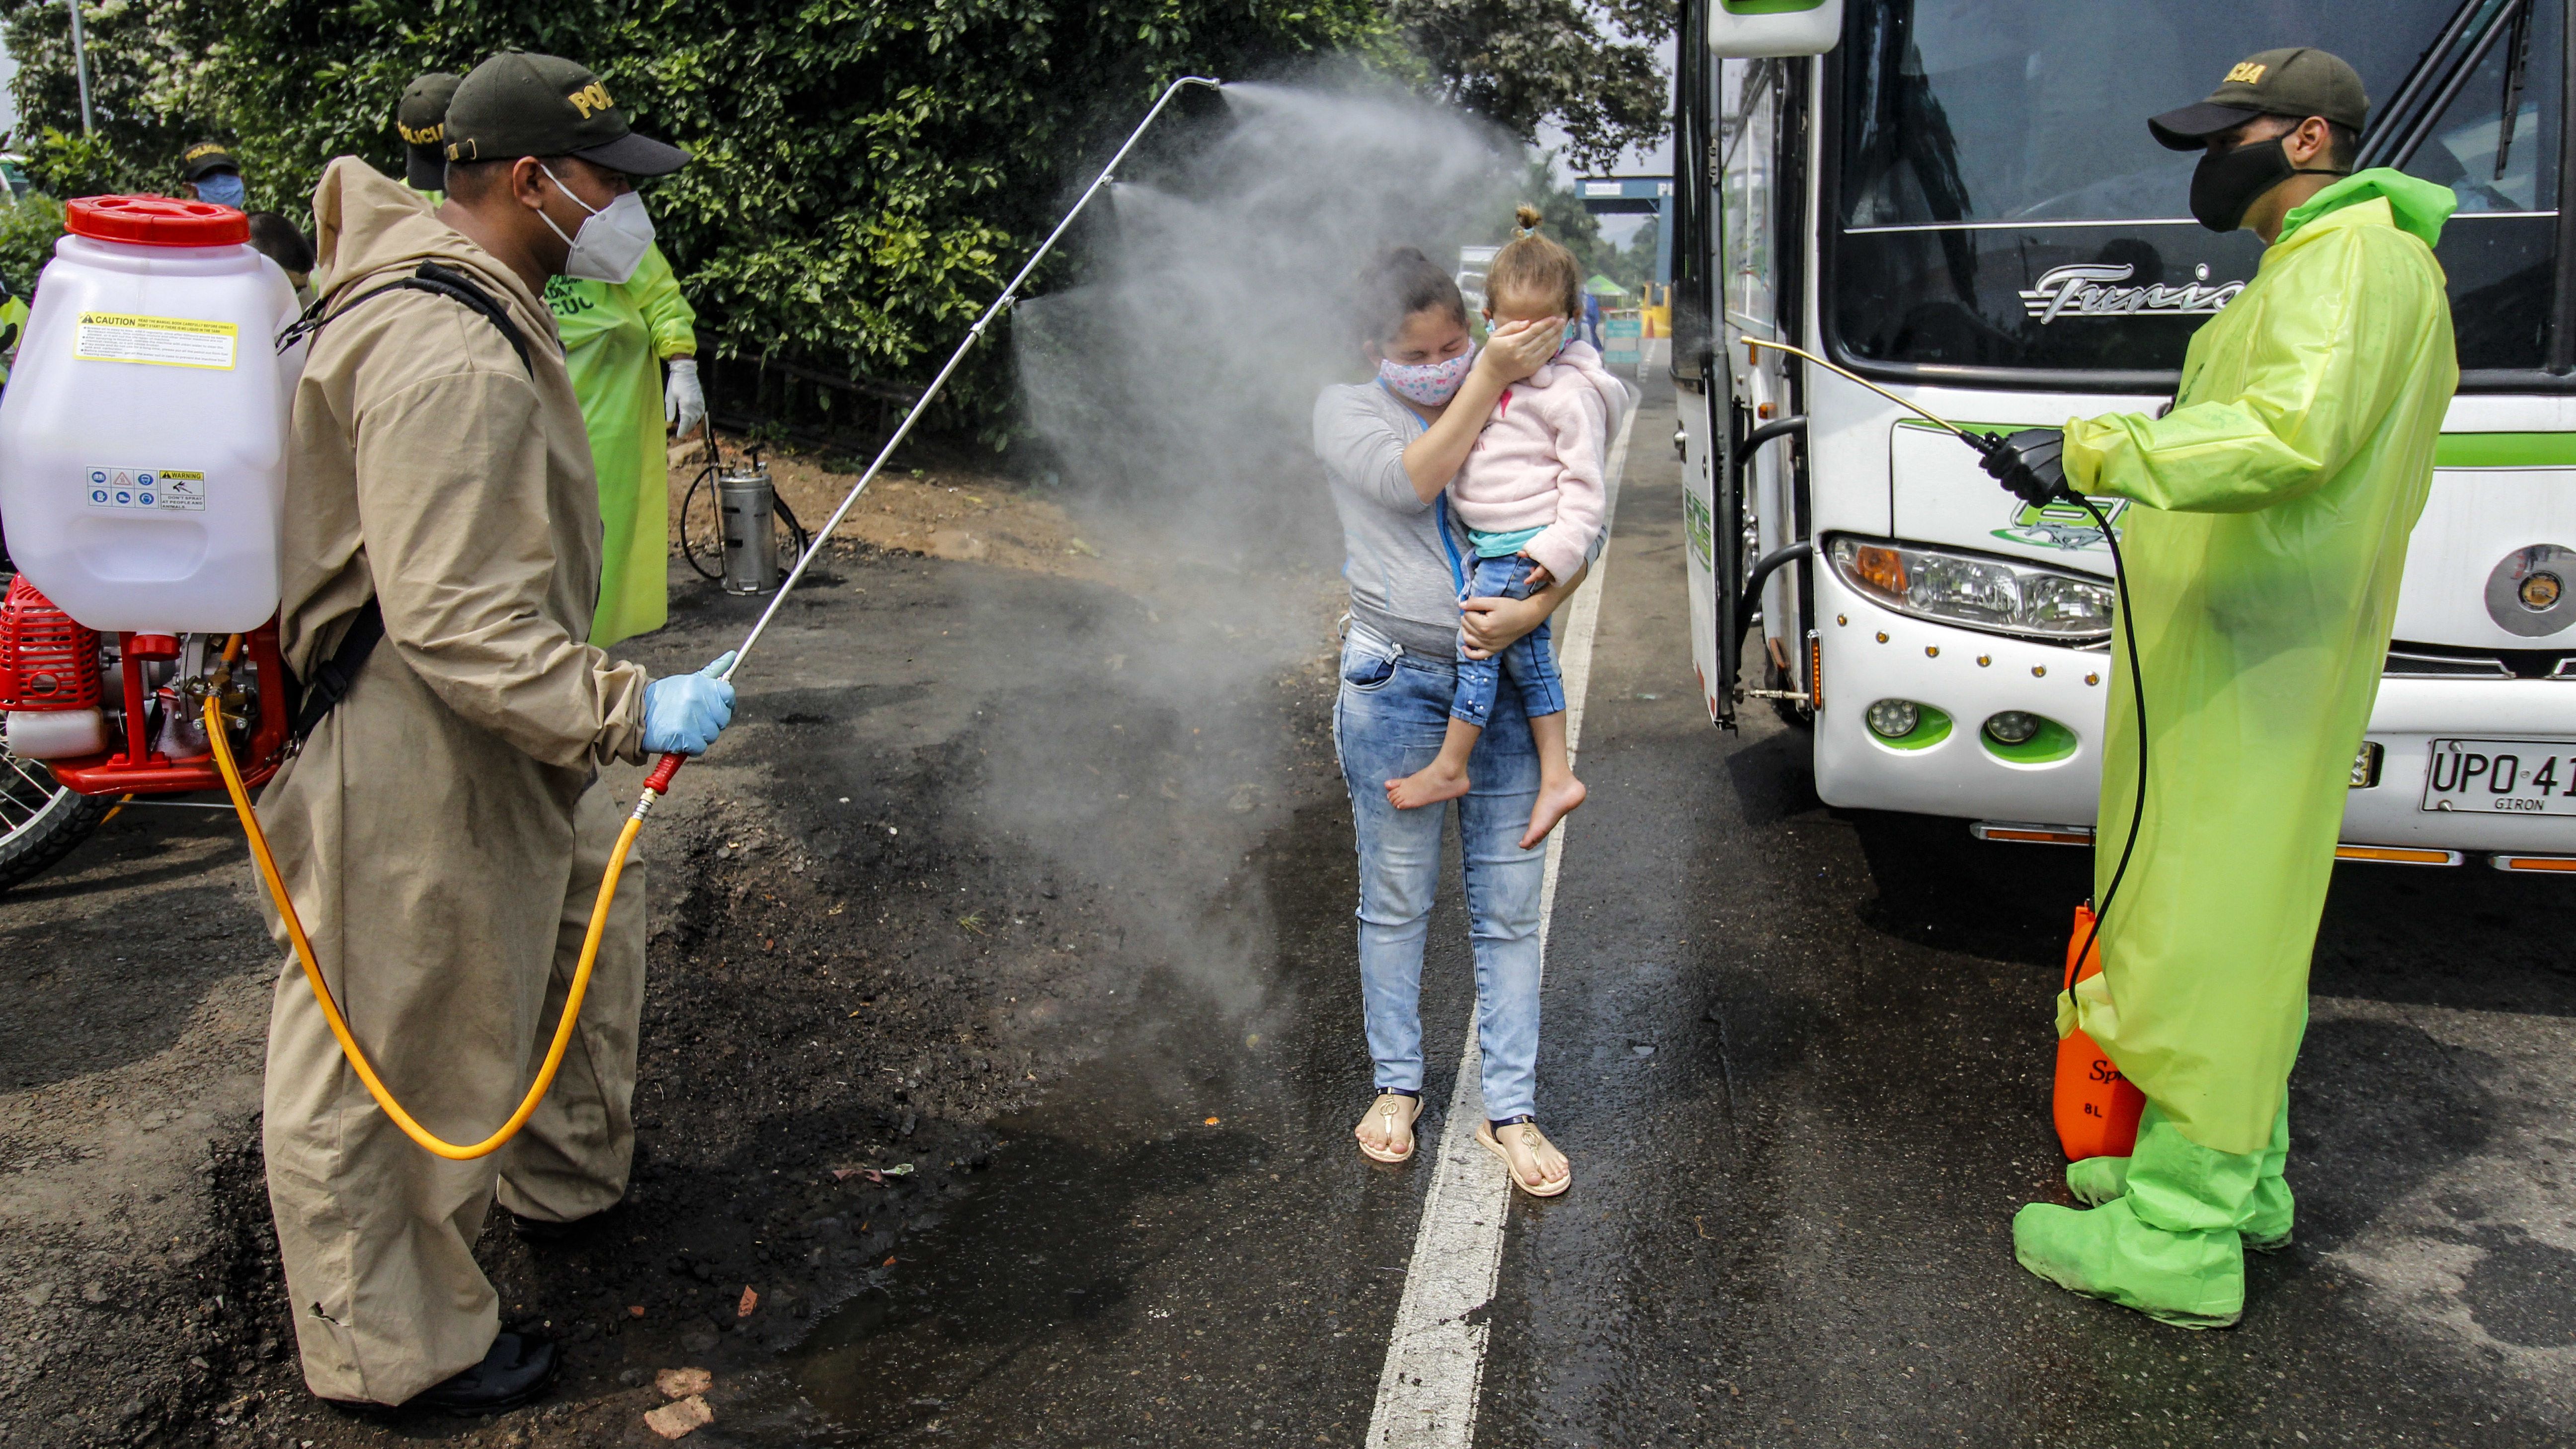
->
<box><xmin>1312</xmin><ymin>381</ymin><xmax>1610</xmax><ymax>659</ymax></box>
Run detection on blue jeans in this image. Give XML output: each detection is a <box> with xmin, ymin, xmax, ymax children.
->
<box><xmin>1450</xmin><ymin>553</ymin><xmax>1566</xmax><ymax>728</ymax></box>
<box><xmin>1335</xmin><ymin>622</ymin><xmax>1547</xmax><ymax>1120</ymax></box>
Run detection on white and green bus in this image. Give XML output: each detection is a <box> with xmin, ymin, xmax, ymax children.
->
<box><xmin>1674</xmin><ymin>0</ymin><xmax>2576</xmax><ymax>868</ymax></box>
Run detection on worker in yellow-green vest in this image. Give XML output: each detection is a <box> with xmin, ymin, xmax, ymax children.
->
<box><xmin>401</xmin><ymin>68</ymin><xmax>703</xmax><ymax>648</ymax></box>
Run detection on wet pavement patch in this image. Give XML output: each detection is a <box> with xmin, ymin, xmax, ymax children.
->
<box><xmin>2462</xmin><ymin>1228</ymin><xmax>2576</xmax><ymax>1347</ymax></box>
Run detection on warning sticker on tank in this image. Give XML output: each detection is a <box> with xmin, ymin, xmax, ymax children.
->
<box><xmin>73</xmin><ymin>312</ymin><xmax>238</xmax><ymax>370</ymax></box>
<box><xmin>82</xmin><ymin>466</ymin><xmax>206</xmax><ymax>513</ymax></box>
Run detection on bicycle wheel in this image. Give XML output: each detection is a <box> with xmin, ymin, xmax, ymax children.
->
<box><xmin>0</xmin><ymin>723</ymin><xmax>111</xmax><ymax>890</ymax></box>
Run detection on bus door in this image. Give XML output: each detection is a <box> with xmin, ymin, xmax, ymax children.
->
<box><xmin>1689</xmin><ymin>2</ymin><xmax>1840</xmax><ymax>727</ymax></box>
<box><xmin>1677</xmin><ymin>0</ymin><xmax>1737</xmax><ymax>724</ymax></box>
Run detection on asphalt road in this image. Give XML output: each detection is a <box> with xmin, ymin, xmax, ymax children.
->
<box><xmin>758</xmin><ymin>385</ymin><xmax>2576</xmax><ymax>1447</ymax></box>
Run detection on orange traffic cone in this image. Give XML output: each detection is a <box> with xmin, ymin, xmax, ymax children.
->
<box><xmin>2052</xmin><ymin>902</ymin><xmax>2144</xmax><ymax>1160</ymax></box>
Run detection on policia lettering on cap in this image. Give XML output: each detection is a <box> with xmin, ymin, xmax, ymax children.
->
<box><xmin>1981</xmin><ymin>48</ymin><xmax>2458</xmax><ymax>1328</ymax></box>
<box><xmin>258</xmin><ymin>52</ymin><xmax>733</xmax><ymax>1414</ymax></box>
<box><xmin>396</xmin><ymin>71</ymin><xmax>461</xmax><ymax>197</ymax></box>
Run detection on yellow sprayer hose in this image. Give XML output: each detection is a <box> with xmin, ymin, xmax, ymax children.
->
<box><xmin>206</xmin><ymin>690</ymin><xmax>651</xmax><ymax>1160</ymax></box>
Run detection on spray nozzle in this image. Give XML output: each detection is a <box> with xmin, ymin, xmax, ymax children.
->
<box><xmin>1735</xmin><ymin>339</ymin><xmax>2044</xmax><ymax>487</ymax></box>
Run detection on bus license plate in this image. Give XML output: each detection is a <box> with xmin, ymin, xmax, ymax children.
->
<box><xmin>2420</xmin><ymin>739</ymin><xmax>2576</xmax><ymax>814</ymax></box>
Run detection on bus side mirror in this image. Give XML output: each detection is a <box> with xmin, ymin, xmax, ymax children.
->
<box><xmin>1708</xmin><ymin>0</ymin><xmax>1842</xmax><ymax>58</ymax></box>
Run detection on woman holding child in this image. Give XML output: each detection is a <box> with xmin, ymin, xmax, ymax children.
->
<box><xmin>1310</xmin><ymin>218</ymin><xmax>1629</xmax><ymax>1196</ymax></box>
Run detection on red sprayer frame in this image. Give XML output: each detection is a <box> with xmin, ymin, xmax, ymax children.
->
<box><xmin>44</xmin><ymin>622</ymin><xmax>292</xmax><ymax>796</ymax></box>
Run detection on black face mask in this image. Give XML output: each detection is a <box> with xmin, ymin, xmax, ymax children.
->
<box><xmin>2190</xmin><ymin>132</ymin><xmax>2349</xmax><ymax>233</ymax></box>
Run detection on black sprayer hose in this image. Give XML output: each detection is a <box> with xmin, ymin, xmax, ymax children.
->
<box><xmin>773</xmin><ymin>491</ymin><xmax>812</xmax><ymax>561</ymax></box>
<box><xmin>2067</xmin><ymin>491</ymin><xmax>2148</xmax><ymax>992</ymax></box>
<box><xmin>1950</xmin><ymin>425</ymin><xmax>2150</xmax><ymax>996</ymax></box>
<box><xmin>679</xmin><ymin>456</ymin><xmax>723</xmax><ymax>581</ymax></box>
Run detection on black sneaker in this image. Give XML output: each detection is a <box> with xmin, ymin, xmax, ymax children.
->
<box><xmin>510</xmin><ymin>1208</ymin><xmax>608</xmax><ymax>1244</ymax></box>
<box><xmin>402</xmin><ymin>1332</ymin><xmax>559</xmax><ymax>1416</ymax></box>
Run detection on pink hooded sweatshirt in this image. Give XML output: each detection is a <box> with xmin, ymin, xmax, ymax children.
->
<box><xmin>1450</xmin><ymin>340</ymin><xmax>1632</xmax><ymax>586</ymax></box>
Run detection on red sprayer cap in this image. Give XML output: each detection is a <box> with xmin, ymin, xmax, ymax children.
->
<box><xmin>65</xmin><ymin>195</ymin><xmax>250</xmax><ymax>247</ymax></box>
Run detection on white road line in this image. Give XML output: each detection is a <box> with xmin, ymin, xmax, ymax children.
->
<box><xmin>1365</xmin><ymin>405</ymin><xmax>1635</xmax><ymax>1449</ymax></box>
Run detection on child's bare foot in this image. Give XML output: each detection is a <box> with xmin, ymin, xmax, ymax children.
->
<box><xmin>1387</xmin><ymin>759</ymin><xmax>1471</xmax><ymax>809</ymax></box>
<box><xmin>1519</xmin><ymin>775</ymin><xmax>1587</xmax><ymax>848</ymax></box>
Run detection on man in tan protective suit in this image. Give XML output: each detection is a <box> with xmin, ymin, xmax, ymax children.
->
<box><xmin>259</xmin><ymin>52</ymin><xmax>734</xmax><ymax>1413</ymax></box>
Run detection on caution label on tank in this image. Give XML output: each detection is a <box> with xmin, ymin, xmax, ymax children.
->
<box><xmin>82</xmin><ymin>466</ymin><xmax>206</xmax><ymax>513</ymax></box>
<box><xmin>73</xmin><ymin>312</ymin><xmax>238</xmax><ymax>370</ymax></box>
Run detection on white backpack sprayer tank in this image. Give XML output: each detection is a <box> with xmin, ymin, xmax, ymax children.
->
<box><xmin>0</xmin><ymin>196</ymin><xmax>303</xmax><ymax>633</ymax></box>
<box><xmin>0</xmin><ymin>196</ymin><xmax>301</xmax><ymax>816</ymax></box>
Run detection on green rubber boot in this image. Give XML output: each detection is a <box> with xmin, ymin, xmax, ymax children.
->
<box><xmin>2015</xmin><ymin>1105</ymin><xmax>2258</xmax><ymax>1328</ymax></box>
<box><xmin>2061</xmin><ymin>1098</ymin><xmax>2292</xmax><ymax>1249</ymax></box>
<box><xmin>2067</xmin><ymin>1154</ymin><xmax>2130</xmax><ymax>1207</ymax></box>
<box><xmin>2244</xmin><ymin>1097</ymin><xmax>2293</xmax><ymax>1253</ymax></box>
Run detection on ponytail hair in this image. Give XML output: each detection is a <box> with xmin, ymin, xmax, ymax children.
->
<box><xmin>1353</xmin><ymin>245</ymin><xmax>1469</xmax><ymax>350</ymax></box>
<box><xmin>1487</xmin><ymin>205</ymin><xmax>1582</xmax><ymax>317</ymax></box>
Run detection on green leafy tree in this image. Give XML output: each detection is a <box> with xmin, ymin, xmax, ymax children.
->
<box><xmin>1614</xmin><ymin>214</ymin><xmax>1657</xmax><ymax>289</ymax></box>
<box><xmin>0</xmin><ymin>0</ymin><xmax>1394</xmax><ymax>437</ymax></box>
<box><xmin>0</xmin><ymin>1</ymin><xmax>1667</xmax><ymax>434</ymax></box>
<box><xmin>1390</xmin><ymin>0</ymin><xmax>1673</xmax><ymax>171</ymax></box>
<box><xmin>1</xmin><ymin>0</ymin><xmax>230</xmax><ymax>199</ymax></box>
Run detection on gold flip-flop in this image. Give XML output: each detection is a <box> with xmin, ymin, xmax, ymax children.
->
<box><xmin>1477</xmin><ymin>1117</ymin><xmax>1571</xmax><ymax>1197</ymax></box>
<box><xmin>1357</xmin><ymin>1092</ymin><xmax>1422</xmax><ymax>1164</ymax></box>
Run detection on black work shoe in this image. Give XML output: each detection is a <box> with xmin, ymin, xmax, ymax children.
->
<box><xmin>402</xmin><ymin>1332</ymin><xmax>559</xmax><ymax>1416</ymax></box>
<box><xmin>509</xmin><ymin>1208</ymin><xmax>607</xmax><ymax>1244</ymax></box>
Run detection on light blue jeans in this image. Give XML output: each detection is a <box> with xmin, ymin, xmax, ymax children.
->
<box><xmin>1334</xmin><ymin>621</ymin><xmax>1548</xmax><ymax>1121</ymax></box>
<box><xmin>1451</xmin><ymin>551</ymin><xmax>1567</xmax><ymax>727</ymax></box>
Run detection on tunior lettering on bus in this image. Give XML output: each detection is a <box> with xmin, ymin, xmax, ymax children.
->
<box><xmin>2018</xmin><ymin>263</ymin><xmax>2244</xmax><ymax>324</ymax></box>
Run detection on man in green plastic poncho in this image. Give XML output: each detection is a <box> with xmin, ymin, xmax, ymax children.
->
<box><xmin>402</xmin><ymin>69</ymin><xmax>704</xmax><ymax>648</ymax></box>
<box><xmin>545</xmin><ymin>239</ymin><xmax>701</xmax><ymax>646</ymax></box>
<box><xmin>1981</xmin><ymin>48</ymin><xmax>2457</xmax><ymax>1328</ymax></box>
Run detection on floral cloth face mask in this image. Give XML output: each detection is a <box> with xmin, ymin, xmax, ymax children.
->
<box><xmin>1377</xmin><ymin>346</ymin><xmax>1474</xmax><ymax>406</ymax></box>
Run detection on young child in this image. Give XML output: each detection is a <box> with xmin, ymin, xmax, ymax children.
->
<box><xmin>1387</xmin><ymin>208</ymin><xmax>1629</xmax><ymax>848</ymax></box>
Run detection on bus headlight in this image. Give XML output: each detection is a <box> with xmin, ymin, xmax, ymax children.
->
<box><xmin>1828</xmin><ymin>536</ymin><xmax>2113</xmax><ymax>644</ymax></box>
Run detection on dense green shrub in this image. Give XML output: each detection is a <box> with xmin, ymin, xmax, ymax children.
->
<box><xmin>0</xmin><ymin>0</ymin><xmax>1396</xmax><ymax>438</ymax></box>
<box><xmin>0</xmin><ymin>193</ymin><xmax>66</xmax><ymax>303</ymax></box>
<box><xmin>0</xmin><ymin>1</ymin><xmax>1665</xmax><ymax>440</ymax></box>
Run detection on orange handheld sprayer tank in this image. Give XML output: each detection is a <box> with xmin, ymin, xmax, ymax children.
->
<box><xmin>2053</xmin><ymin>902</ymin><xmax>2144</xmax><ymax>1159</ymax></box>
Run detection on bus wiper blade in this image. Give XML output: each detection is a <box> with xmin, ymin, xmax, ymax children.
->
<box><xmin>2496</xmin><ymin>0</ymin><xmax>2535</xmax><ymax>181</ymax></box>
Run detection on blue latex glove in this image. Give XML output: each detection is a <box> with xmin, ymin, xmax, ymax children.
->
<box><xmin>643</xmin><ymin>651</ymin><xmax>736</xmax><ymax>756</ymax></box>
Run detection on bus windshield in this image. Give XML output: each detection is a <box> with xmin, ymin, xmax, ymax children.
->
<box><xmin>1834</xmin><ymin>0</ymin><xmax>2562</xmax><ymax>377</ymax></box>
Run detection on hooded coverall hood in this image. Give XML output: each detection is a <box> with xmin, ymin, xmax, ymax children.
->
<box><xmin>309</xmin><ymin>156</ymin><xmax>554</xmax><ymax>331</ymax></box>
<box><xmin>2274</xmin><ymin>165</ymin><xmax>2458</xmax><ymax>249</ymax></box>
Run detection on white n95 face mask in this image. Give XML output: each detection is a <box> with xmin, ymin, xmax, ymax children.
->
<box><xmin>538</xmin><ymin>164</ymin><xmax>654</xmax><ymax>284</ymax></box>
